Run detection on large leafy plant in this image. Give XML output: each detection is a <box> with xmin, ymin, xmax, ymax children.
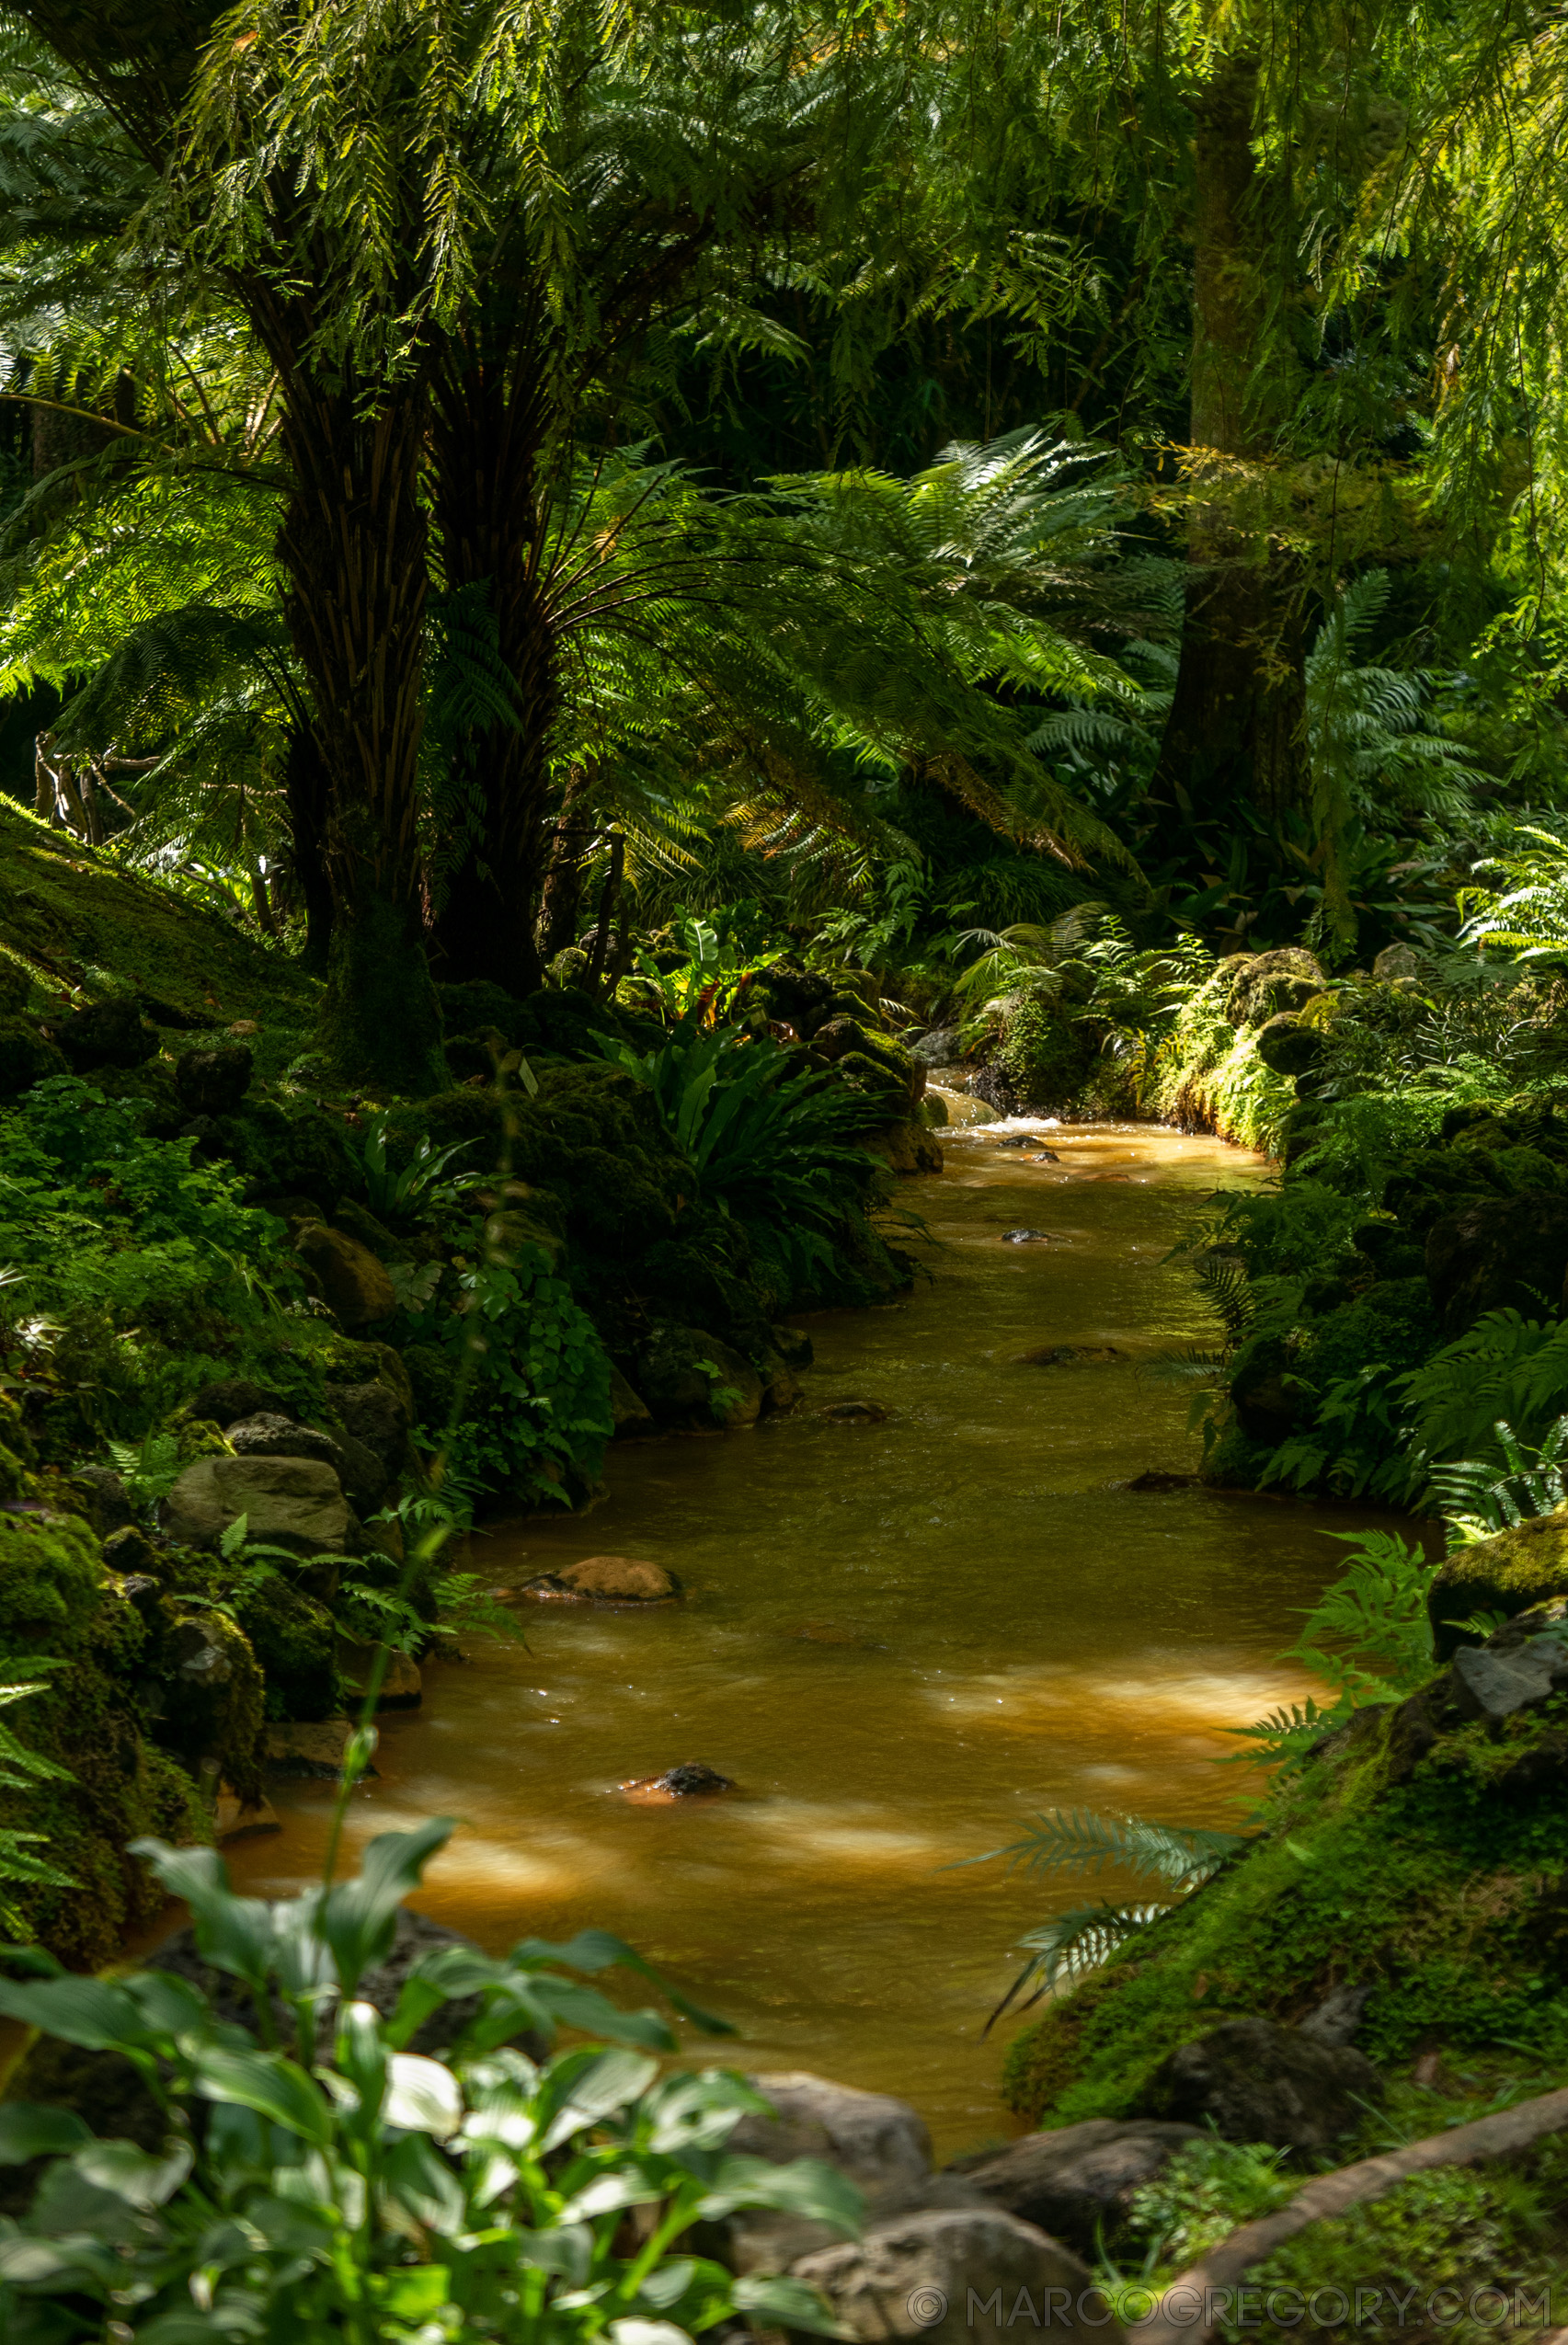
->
<box><xmin>0</xmin><ymin>1815</ymin><xmax>859</xmax><ymax>2343</ymax></box>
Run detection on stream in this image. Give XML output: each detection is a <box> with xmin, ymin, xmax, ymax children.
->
<box><xmin>226</xmin><ymin>1117</ymin><xmax>1356</xmax><ymax>2158</ymax></box>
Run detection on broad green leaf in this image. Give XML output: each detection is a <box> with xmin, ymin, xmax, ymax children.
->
<box><xmin>317</xmin><ymin>1818</ymin><xmax>455</xmax><ymax>1994</ymax></box>
<box><xmin>191</xmin><ymin>2047</ymin><xmax>333</xmax><ymax>2145</ymax></box>
<box><xmin>701</xmin><ymin>2152</ymin><xmax>863</xmax><ymax>2233</ymax></box>
<box><xmin>0</xmin><ymin>2102</ymin><xmax>90</xmax><ymax>2162</ymax></box>
<box><xmin>610</xmin><ymin>2321</ymin><xmax>692</xmax><ymax>2345</ymax></box>
<box><xmin>132</xmin><ymin>1841</ymin><xmax>276</xmax><ymax>1996</ymax></box>
<box><xmin>733</xmin><ymin>2272</ymin><xmax>847</xmax><ymax>2336</ymax></box>
<box><xmin>0</xmin><ymin>2232</ymin><xmax>121</xmax><ymax>2286</ymax></box>
<box><xmin>509</xmin><ymin>1928</ymin><xmax>736</xmax><ymax>2036</ymax></box>
<box><xmin>373</xmin><ymin>2265</ymin><xmax>453</xmax><ymax>2317</ymax></box>
<box><xmin>0</xmin><ymin>1973</ymin><xmax>153</xmax><ymax>2051</ymax></box>
<box><xmin>539</xmin><ymin>2048</ymin><xmax>660</xmax><ymax>2152</ymax></box>
<box><xmin>74</xmin><ymin>2136</ymin><xmax>193</xmax><ymax>2208</ymax></box>
<box><xmin>383</xmin><ymin>2052</ymin><xmax>463</xmax><ymax>2140</ymax></box>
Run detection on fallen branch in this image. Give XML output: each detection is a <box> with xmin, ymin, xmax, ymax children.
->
<box><xmin>1136</xmin><ymin>2088</ymin><xmax>1568</xmax><ymax>2345</ymax></box>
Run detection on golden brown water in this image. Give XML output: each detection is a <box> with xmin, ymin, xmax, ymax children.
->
<box><xmin>225</xmin><ymin>1119</ymin><xmax>1360</xmax><ymax>2156</ymax></box>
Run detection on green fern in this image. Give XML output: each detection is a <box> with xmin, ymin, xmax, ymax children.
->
<box><xmin>0</xmin><ymin>1663</ymin><xmax>77</xmax><ymax>1941</ymax></box>
<box><xmin>106</xmin><ymin>1429</ymin><xmax>181</xmax><ymax>1514</ymax></box>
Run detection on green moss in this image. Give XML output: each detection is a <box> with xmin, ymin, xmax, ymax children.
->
<box><xmin>1150</xmin><ymin>967</ymin><xmax>1298</xmax><ymax>1152</ymax></box>
<box><xmin>318</xmin><ymin>859</ymin><xmax>446</xmax><ymax>1094</ymax></box>
<box><xmin>0</xmin><ymin>1508</ymin><xmax>102</xmax><ymax>1649</ymax></box>
<box><xmin>997</xmin><ymin>994</ymin><xmax>1097</xmax><ymax>1108</ymax></box>
<box><xmin>1001</xmin><ymin>1687</ymin><xmax>1568</xmax><ymax>2128</ymax></box>
<box><xmin>230</xmin><ymin>1571</ymin><xmax>338</xmax><ymax>1722</ymax></box>
<box><xmin>0</xmin><ymin>797</ymin><xmax>315</xmax><ymax>1048</ymax></box>
<box><xmin>1429</xmin><ymin>1509</ymin><xmax>1568</xmax><ymax>1657</ymax></box>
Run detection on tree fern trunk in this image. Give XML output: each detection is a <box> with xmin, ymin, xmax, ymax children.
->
<box><xmin>426</xmin><ymin>336</ymin><xmax>557</xmax><ymax>997</ymax></box>
<box><xmin>257</xmin><ymin>300</ymin><xmax>444</xmax><ymax>1089</ymax></box>
<box><xmin>1150</xmin><ymin>57</ymin><xmax>1310</xmax><ymax>849</ymax></box>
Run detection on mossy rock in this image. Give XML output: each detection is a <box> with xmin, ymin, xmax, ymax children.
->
<box><xmin>0</xmin><ymin>1508</ymin><xmax>103</xmax><ymax>1652</ymax></box>
<box><xmin>0</xmin><ymin>797</ymin><xmax>316</xmax><ymax>1039</ymax></box>
<box><xmin>1429</xmin><ymin>1508</ymin><xmax>1568</xmax><ymax>1659</ymax></box>
<box><xmin>91</xmin><ymin>1057</ymin><xmax>186</xmax><ymax>1138</ymax></box>
<box><xmin>1224</xmin><ymin>948</ymin><xmax>1325</xmax><ymax>1029</ymax></box>
<box><xmin>230</xmin><ymin>1571</ymin><xmax>338</xmax><ymax>1721</ymax></box>
<box><xmin>1001</xmin><ymin>1653</ymin><xmax>1568</xmax><ymax>2128</ymax></box>
<box><xmin>0</xmin><ymin>1014</ymin><xmax>68</xmax><ymax>1101</ymax></box>
<box><xmin>205</xmin><ymin>1097</ymin><xmax>357</xmax><ymax>1216</ymax></box>
<box><xmin>1253</xmin><ymin>1013</ymin><xmax>1323</xmax><ymax>1079</ymax></box>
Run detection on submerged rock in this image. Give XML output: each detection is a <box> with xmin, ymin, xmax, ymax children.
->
<box><xmin>263</xmin><ymin>1719</ymin><xmax>374</xmax><ymax>1779</ymax></box>
<box><xmin>1000</xmin><ymin>1228</ymin><xmax>1049</xmax><ymax>1244</ymax></box>
<box><xmin>623</xmin><ymin>1760</ymin><xmax>733</xmax><ymax>1802</ymax></box>
<box><xmin>815</xmin><ymin>1399</ymin><xmax>889</xmax><ymax>1424</ymax></box>
<box><xmin>1020</xmin><ymin>1344</ymin><xmax>1125</xmax><ymax>1366</ymax></box>
<box><xmin>1143</xmin><ymin>2015</ymin><xmax>1381</xmax><ymax>2150</ymax></box>
<box><xmin>522</xmin><ymin>1554</ymin><xmax>681</xmax><ymax>1603</ymax></box>
<box><xmin>634</xmin><ymin>1325</ymin><xmax>763</xmax><ymax>1430</ymax></box>
<box><xmin>953</xmin><ymin>2118</ymin><xmax>1203</xmax><ymax>2255</ymax></box>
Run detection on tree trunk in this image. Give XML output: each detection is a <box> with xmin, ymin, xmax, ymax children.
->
<box><xmin>258</xmin><ymin>321</ymin><xmax>444</xmax><ymax>1091</ymax></box>
<box><xmin>282</xmin><ymin>723</ymin><xmax>334</xmax><ymax>973</ymax></box>
<box><xmin>1150</xmin><ymin>57</ymin><xmax>1309</xmax><ymax>835</ymax></box>
<box><xmin>426</xmin><ymin>337</ymin><xmax>556</xmax><ymax>996</ymax></box>
<box><xmin>535</xmin><ymin>761</ymin><xmax>596</xmax><ymax>964</ymax></box>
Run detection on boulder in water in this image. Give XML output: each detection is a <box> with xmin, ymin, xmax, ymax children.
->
<box><xmin>1000</xmin><ymin>1228</ymin><xmax>1049</xmax><ymax>1244</ymax></box>
<box><xmin>623</xmin><ymin>1761</ymin><xmax>733</xmax><ymax>1802</ymax></box>
<box><xmin>815</xmin><ymin>1399</ymin><xmax>888</xmax><ymax>1424</ymax></box>
<box><xmin>522</xmin><ymin>1554</ymin><xmax>681</xmax><ymax>1603</ymax></box>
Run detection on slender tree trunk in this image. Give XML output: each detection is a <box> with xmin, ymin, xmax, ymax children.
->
<box><xmin>426</xmin><ymin>336</ymin><xmax>556</xmax><ymax>996</ymax></box>
<box><xmin>282</xmin><ymin>723</ymin><xmax>334</xmax><ymax>972</ymax></box>
<box><xmin>256</xmin><ymin>307</ymin><xmax>443</xmax><ymax>1090</ymax></box>
<box><xmin>535</xmin><ymin>761</ymin><xmax>595</xmax><ymax>963</ymax></box>
<box><xmin>1150</xmin><ymin>58</ymin><xmax>1309</xmax><ymax>834</ymax></box>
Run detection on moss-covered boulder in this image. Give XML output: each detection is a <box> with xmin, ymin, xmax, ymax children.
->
<box><xmin>0</xmin><ymin>1016</ymin><xmax>68</xmax><ymax>1100</ymax></box>
<box><xmin>1429</xmin><ymin>1509</ymin><xmax>1568</xmax><ymax>1658</ymax></box>
<box><xmin>1225</xmin><ymin>948</ymin><xmax>1325</xmax><ymax>1029</ymax></box>
<box><xmin>0</xmin><ymin>1505</ymin><xmax>208</xmax><ymax>1967</ymax></box>
<box><xmin>1001</xmin><ymin>1619</ymin><xmax>1568</xmax><ymax>2130</ymax></box>
<box><xmin>228</xmin><ymin>1571</ymin><xmax>338</xmax><ymax>1722</ymax></box>
<box><xmin>1425</xmin><ymin>1190</ymin><xmax>1568</xmax><ymax>1333</ymax></box>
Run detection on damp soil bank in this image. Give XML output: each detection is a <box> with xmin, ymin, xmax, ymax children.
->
<box><xmin>223</xmin><ymin>1119</ymin><xmax>1377</xmax><ymax>2156</ymax></box>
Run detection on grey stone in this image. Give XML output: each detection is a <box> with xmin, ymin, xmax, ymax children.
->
<box><xmin>329</xmin><ymin>1379</ymin><xmax>410</xmax><ymax>1477</ymax></box>
<box><xmin>186</xmin><ymin>1377</ymin><xmax>287</xmax><ymax>1428</ymax></box>
<box><xmin>69</xmin><ymin>1466</ymin><xmax>132</xmax><ymax>1535</ymax></box>
<box><xmin>771</xmin><ymin>1324</ymin><xmax>815</xmax><ymax>1369</ymax></box>
<box><xmin>1299</xmin><ymin>1983</ymin><xmax>1373</xmax><ymax>2048</ymax></box>
<box><xmin>227</xmin><ymin>1412</ymin><xmax>343</xmax><ymax>1470</ymax></box>
<box><xmin>722</xmin><ymin>2070</ymin><xmax>933</xmax><ymax>2272</ymax></box>
<box><xmin>1144</xmin><ymin>2016</ymin><xmax>1380</xmax><ymax>2151</ymax></box>
<box><xmin>910</xmin><ymin>1027</ymin><xmax>962</xmax><ymax>1066</ymax></box>
<box><xmin>1450</xmin><ymin>1642</ymin><xmax>1566</xmax><ymax>1725</ymax></box>
<box><xmin>954</xmin><ymin>2119</ymin><xmax>1203</xmax><ymax>2256</ymax></box>
<box><xmin>223</xmin><ymin>1412</ymin><xmax>386</xmax><ymax>1515</ymax></box>
<box><xmin>790</xmin><ymin>2206</ymin><xmax>1109</xmax><ymax>2345</ymax></box>
<box><xmin>162</xmin><ymin>1453</ymin><xmax>355</xmax><ymax>1557</ymax></box>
